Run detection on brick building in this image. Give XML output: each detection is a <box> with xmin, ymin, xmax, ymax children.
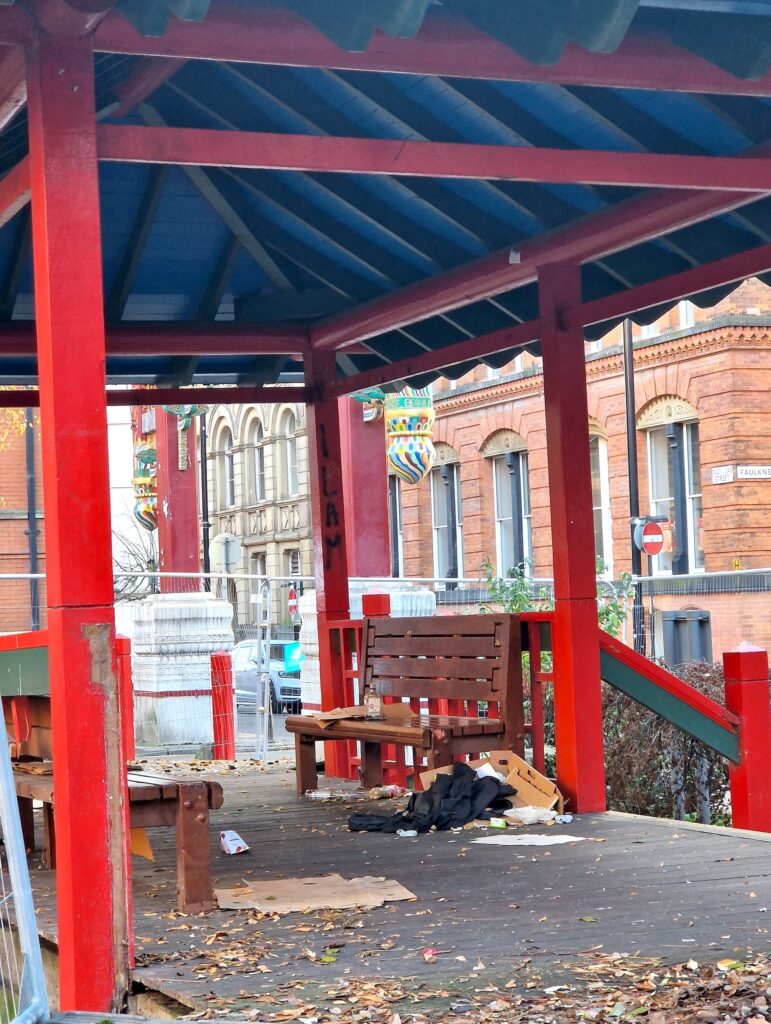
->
<box><xmin>394</xmin><ymin>279</ymin><xmax>771</xmax><ymax>657</ymax></box>
<box><xmin>0</xmin><ymin>409</ymin><xmax>44</xmax><ymax>633</ymax></box>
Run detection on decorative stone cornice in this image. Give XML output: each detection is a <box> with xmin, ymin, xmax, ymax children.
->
<box><xmin>432</xmin><ymin>326</ymin><xmax>771</xmax><ymax>413</ymax></box>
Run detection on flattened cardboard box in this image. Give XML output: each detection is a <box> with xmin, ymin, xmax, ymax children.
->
<box><xmin>312</xmin><ymin>702</ymin><xmax>413</xmax><ymax>729</ymax></box>
<box><xmin>419</xmin><ymin>750</ymin><xmax>564</xmax><ymax>814</ymax></box>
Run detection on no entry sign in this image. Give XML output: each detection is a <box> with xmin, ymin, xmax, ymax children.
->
<box><xmin>287</xmin><ymin>587</ymin><xmax>298</xmax><ymax>618</ymax></box>
<box><xmin>636</xmin><ymin>520</ymin><xmax>665</xmax><ymax>556</ymax></box>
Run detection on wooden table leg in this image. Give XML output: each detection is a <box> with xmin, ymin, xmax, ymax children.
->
<box><xmin>42</xmin><ymin>803</ymin><xmax>56</xmax><ymax>869</ymax></box>
<box><xmin>17</xmin><ymin>797</ymin><xmax>35</xmax><ymax>854</ymax></box>
<box><xmin>295</xmin><ymin>735</ymin><xmax>318</xmax><ymax>795</ymax></box>
<box><xmin>361</xmin><ymin>742</ymin><xmax>383</xmax><ymax>789</ymax></box>
<box><xmin>176</xmin><ymin>782</ymin><xmax>214</xmax><ymax>914</ymax></box>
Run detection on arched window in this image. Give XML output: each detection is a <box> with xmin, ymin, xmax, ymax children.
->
<box><xmin>589</xmin><ymin>435</ymin><xmax>613</xmax><ymax>576</ymax></box>
<box><xmin>217</xmin><ymin>426</ymin><xmax>235</xmax><ymax>510</ymax></box>
<box><xmin>388</xmin><ymin>473</ymin><xmax>404</xmax><ymax>578</ymax></box>
<box><xmin>430</xmin><ymin>444</ymin><xmax>463</xmax><ymax>585</ymax></box>
<box><xmin>638</xmin><ymin>397</ymin><xmax>704</xmax><ymax>574</ymax></box>
<box><xmin>248</xmin><ymin>418</ymin><xmax>267</xmax><ymax>503</ymax></box>
<box><xmin>481</xmin><ymin>431</ymin><xmax>531</xmax><ymax>576</ymax></box>
<box><xmin>280</xmin><ymin>410</ymin><xmax>298</xmax><ymax>498</ymax></box>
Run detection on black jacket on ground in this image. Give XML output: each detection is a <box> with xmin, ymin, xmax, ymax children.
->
<box><xmin>348</xmin><ymin>761</ymin><xmax>516</xmax><ymax>834</ymax></box>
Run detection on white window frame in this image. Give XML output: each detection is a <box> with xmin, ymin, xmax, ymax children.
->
<box><xmin>430</xmin><ymin>462</ymin><xmax>464</xmax><ymax>584</ymax></box>
<box><xmin>646</xmin><ymin>420</ymin><xmax>703</xmax><ymax>575</ymax></box>
<box><xmin>589</xmin><ymin>436</ymin><xmax>613</xmax><ymax>577</ymax></box>
<box><xmin>491</xmin><ymin>451</ymin><xmax>532</xmax><ymax>577</ymax></box>
<box><xmin>249</xmin><ymin>419</ymin><xmax>266</xmax><ymax>503</ymax></box>
<box><xmin>280</xmin><ymin>411</ymin><xmax>299</xmax><ymax>498</ymax></box>
<box><xmin>218</xmin><ymin>427</ymin><xmax>235</xmax><ymax>510</ymax></box>
<box><xmin>678</xmin><ymin>300</ymin><xmax>695</xmax><ymax>329</ymax></box>
<box><xmin>388</xmin><ymin>474</ymin><xmax>404</xmax><ymax>578</ymax></box>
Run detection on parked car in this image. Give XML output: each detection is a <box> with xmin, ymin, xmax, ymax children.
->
<box><xmin>231</xmin><ymin>639</ymin><xmax>302</xmax><ymax>713</ymax></box>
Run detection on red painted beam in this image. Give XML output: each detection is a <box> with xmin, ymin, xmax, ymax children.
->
<box><xmin>111</xmin><ymin>385</ymin><xmax>308</xmax><ymax>405</ymax></box>
<box><xmin>110</xmin><ymin>56</ymin><xmax>187</xmax><ymax>118</ymax></box>
<box><xmin>96</xmin><ymin>124</ymin><xmax>771</xmax><ymax>193</ymax></box>
<box><xmin>566</xmin><ymin>240</ymin><xmax>771</xmax><ymax>330</ymax></box>
<box><xmin>0</xmin><ymin>322</ymin><xmax>310</xmax><ymax>356</ymax></box>
<box><xmin>0</xmin><ymin>7</ymin><xmax>33</xmax><ymax>47</ymax></box>
<box><xmin>322</xmin><ymin>317</ymin><xmax>541</xmax><ymax>399</ymax></box>
<box><xmin>312</xmin><ymin>154</ymin><xmax>771</xmax><ymax>352</ymax></box>
<box><xmin>0</xmin><ymin>386</ymin><xmax>309</xmax><ymax>407</ymax></box>
<box><xmin>91</xmin><ymin>4</ymin><xmax>771</xmax><ymax>99</ymax></box>
<box><xmin>0</xmin><ymin>157</ymin><xmax>30</xmax><ymax>230</ymax></box>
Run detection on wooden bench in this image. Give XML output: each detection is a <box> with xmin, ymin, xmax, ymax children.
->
<box><xmin>13</xmin><ymin>765</ymin><xmax>224</xmax><ymax>914</ymax></box>
<box><xmin>286</xmin><ymin>613</ymin><xmax>523</xmax><ymax>794</ymax></box>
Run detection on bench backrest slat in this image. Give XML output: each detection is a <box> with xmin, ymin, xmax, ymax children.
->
<box><xmin>362</xmin><ymin>614</ymin><xmax>522</xmax><ymax>738</ymax></box>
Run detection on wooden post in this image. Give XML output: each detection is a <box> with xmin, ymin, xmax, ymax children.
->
<box><xmin>26</xmin><ymin>35</ymin><xmax>129</xmax><ymax>1010</ymax></box>
<box><xmin>305</xmin><ymin>351</ymin><xmax>353</xmax><ymax>780</ymax></box>
<box><xmin>116</xmin><ymin>636</ymin><xmax>136</xmax><ymax>762</ymax></box>
<box><xmin>724</xmin><ymin>648</ymin><xmax>771</xmax><ymax>832</ymax></box>
<box><xmin>539</xmin><ymin>263</ymin><xmax>606</xmax><ymax>813</ymax></box>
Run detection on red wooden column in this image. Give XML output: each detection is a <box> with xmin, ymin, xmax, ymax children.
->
<box><xmin>338</xmin><ymin>397</ymin><xmax>390</xmax><ymax>577</ymax></box>
<box><xmin>724</xmin><ymin>647</ymin><xmax>771</xmax><ymax>832</ymax></box>
<box><xmin>539</xmin><ymin>263</ymin><xmax>606</xmax><ymax>813</ymax></box>
<box><xmin>27</xmin><ymin>36</ymin><xmax>130</xmax><ymax>1009</ymax></box>
<box><xmin>306</xmin><ymin>352</ymin><xmax>353</xmax><ymax>778</ymax></box>
<box><xmin>156</xmin><ymin>409</ymin><xmax>201</xmax><ymax>590</ymax></box>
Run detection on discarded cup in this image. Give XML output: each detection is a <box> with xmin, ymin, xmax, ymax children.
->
<box><xmin>220</xmin><ymin>829</ymin><xmax>249</xmax><ymax>855</ymax></box>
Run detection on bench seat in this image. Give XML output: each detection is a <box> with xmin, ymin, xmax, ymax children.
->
<box><xmin>14</xmin><ymin>765</ymin><xmax>224</xmax><ymax>914</ymax></box>
<box><xmin>286</xmin><ymin>613</ymin><xmax>523</xmax><ymax>793</ymax></box>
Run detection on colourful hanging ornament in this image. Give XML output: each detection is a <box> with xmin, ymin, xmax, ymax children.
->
<box><xmin>131</xmin><ymin>405</ymin><xmax>158</xmax><ymax>532</ymax></box>
<box><xmin>384</xmin><ymin>387</ymin><xmax>436</xmax><ymax>485</ymax></box>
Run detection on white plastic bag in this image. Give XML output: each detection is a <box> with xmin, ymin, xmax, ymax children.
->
<box><xmin>504</xmin><ymin>805</ymin><xmax>557</xmax><ymax>826</ymax></box>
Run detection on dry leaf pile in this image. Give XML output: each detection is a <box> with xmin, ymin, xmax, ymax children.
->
<box><xmin>161</xmin><ymin>951</ymin><xmax>771</xmax><ymax>1024</ymax></box>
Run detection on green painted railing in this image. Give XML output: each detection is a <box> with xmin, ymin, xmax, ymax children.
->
<box><xmin>0</xmin><ymin>632</ymin><xmax>49</xmax><ymax>698</ymax></box>
<box><xmin>599</xmin><ymin>632</ymin><xmax>740</xmax><ymax>763</ymax></box>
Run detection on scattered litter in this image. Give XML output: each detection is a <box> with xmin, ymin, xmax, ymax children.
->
<box><xmin>505</xmin><ymin>805</ymin><xmax>558</xmax><ymax>826</ymax></box>
<box><xmin>472</xmin><ymin>833</ymin><xmax>587</xmax><ymax>847</ymax></box>
<box><xmin>556</xmin><ymin>814</ymin><xmax>574</xmax><ymax>824</ymax></box>
<box><xmin>396</xmin><ymin>829</ymin><xmax>418</xmax><ymax>838</ymax></box>
<box><xmin>489</xmin><ymin>817</ymin><xmax>508</xmax><ymax>829</ymax></box>
<box><xmin>215</xmin><ymin>873</ymin><xmax>415</xmax><ymax>914</ymax></box>
<box><xmin>304</xmin><ymin>789</ymin><xmax>357</xmax><ymax>801</ymax></box>
<box><xmin>369</xmin><ymin>785</ymin><xmax>408</xmax><ymax>800</ymax></box>
<box><xmin>220</xmin><ymin>829</ymin><xmax>249</xmax><ymax>854</ymax></box>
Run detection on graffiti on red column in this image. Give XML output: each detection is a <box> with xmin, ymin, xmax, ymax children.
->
<box><xmin>319</xmin><ymin>423</ymin><xmax>344</xmax><ymax>572</ymax></box>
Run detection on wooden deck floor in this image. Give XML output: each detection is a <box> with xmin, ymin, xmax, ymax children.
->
<box><xmin>23</xmin><ymin>761</ymin><xmax>771</xmax><ymax>1015</ymax></box>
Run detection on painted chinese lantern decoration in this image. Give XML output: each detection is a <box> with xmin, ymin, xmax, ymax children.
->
<box><xmin>384</xmin><ymin>387</ymin><xmax>436</xmax><ymax>485</ymax></box>
<box><xmin>161</xmin><ymin>403</ymin><xmax>209</xmax><ymax>470</ymax></box>
<box><xmin>131</xmin><ymin>406</ymin><xmax>158</xmax><ymax>531</ymax></box>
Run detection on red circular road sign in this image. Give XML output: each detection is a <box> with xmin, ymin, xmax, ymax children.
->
<box><xmin>287</xmin><ymin>587</ymin><xmax>298</xmax><ymax>617</ymax></box>
<box><xmin>640</xmin><ymin>521</ymin><xmax>665</xmax><ymax>556</ymax></box>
